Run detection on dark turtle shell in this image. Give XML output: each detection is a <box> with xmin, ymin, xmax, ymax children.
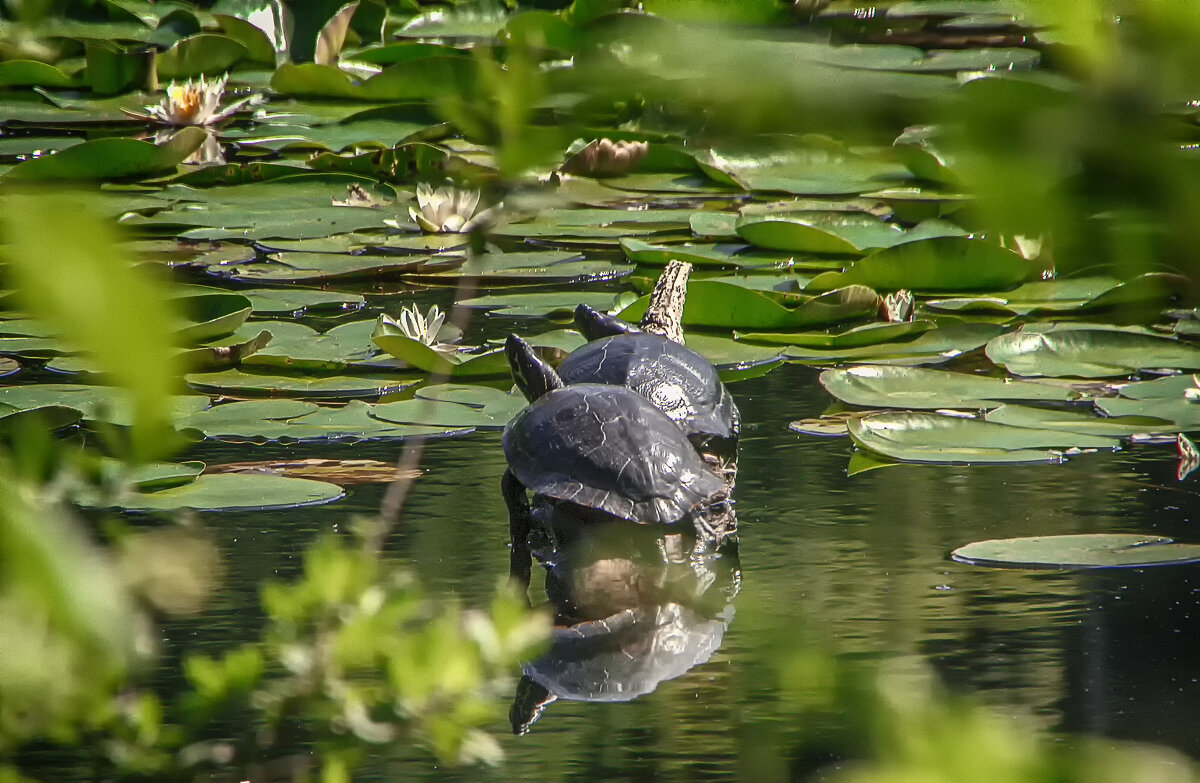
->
<box><xmin>557</xmin><ymin>333</ymin><xmax>740</xmax><ymax>445</ymax></box>
<box><xmin>502</xmin><ymin>383</ymin><xmax>726</xmax><ymax>525</ymax></box>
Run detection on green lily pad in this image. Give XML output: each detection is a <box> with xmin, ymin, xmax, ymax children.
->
<box><xmin>783</xmin><ymin>322</ymin><xmax>1003</xmax><ymax>365</ymax></box>
<box><xmin>135</xmin><ymin>174</ymin><xmax>392</xmax><ymax>240</ymax></box>
<box><xmin>156</xmin><ymin>34</ymin><xmax>247</xmax><ymax>79</ymax></box>
<box><xmin>173</xmin><ymin>289</ymin><xmax>253</xmax><ymax>343</ymax></box>
<box><xmin>235</xmin><ymin>320</ymin><xmax>379</xmax><ymax>371</ymax></box>
<box><xmin>806</xmin><ymin>237</ymin><xmax>1032</xmax><ymax>293</ymax></box>
<box><xmin>457</xmin><ymin>291</ymin><xmax>624</xmax><ymax>318</ymax></box>
<box><xmin>270</xmin><ymin>58</ymin><xmax>477</xmax><ymax>101</ymax></box>
<box><xmin>0</xmin><ymin>384</ymin><xmax>209</xmax><ymax>425</ymax></box>
<box><xmin>695</xmin><ymin>137</ymin><xmax>911</xmax><ymax>195</ymax></box>
<box><xmin>735</xmin><ymin>213</ymin><xmax>963</xmax><ymax>254</ymax></box>
<box><xmin>185</xmin><ymin>368</ymin><xmax>417</xmax><ymax>399</ymax></box>
<box><xmin>0</xmin><ymin>60</ymin><xmax>83</xmax><ymax>88</ymax></box>
<box><xmin>373</xmin><ymin>384</ymin><xmax>525</xmax><ymax>429</ymax></box>
<box><xmin>951</xmin><ymin>534</ymin><xmax>1200</xmax><ymax>569</ymax></box>
<box><xmin>618</xmin><ymin>281</ymin><xmax>880</xmax><ymax>330</ymax></box>
<box><xmin>847</xmin><ymin>410</ymin><xmax>1119</xmax><ymax>464</ymax></box>
<box><xmin>205</xmin><ymin>251</ymin><xmax>444</xmax><ymax>283</ymax></box>
<box><xmin>984</xmin><ymin>404</ymin><xmax>1176</xmax><ymax>437</ymax></box>
<box><xmin>681</xmin><ymin>334</ymin><xmax>784</xmax><ymax>374</ymax></box>
<box><xmin>739</xmin><ymin>320</ymin><xmax>931</xmax><ymax>347</ymax></box>
<box><xmin>0</xmin><ymin>404</ymin><xmax>83</xmax><ymax>435</ymax></box>
<box><xmin>407</xmin><ymin>251</ymin><xmax>631</xmax><ymax>284</ymax></box>
<box><xmin>240</xmin><ymin>288</ymin><xmax>366</xmax><ymax>317</ymax></box>
<box><xmin>820</xmin><ymin>365</ymin><xmax>1077</xmax><ymax>409</ymax></box>
<box><xmin>83</xmin><ymin>473</ymin><xmax>344</xmax><ymax>512</ymax></box>
<box><xmin>926</xmin><ymin>273</ymin><xmax>1184</xmax><ymax>317</ymax></box>
<box><xmin>689</xmin><ymin>212</ymin><xmax>740</xmax><ymax>240</ymax></box>
<box><xmin>620</xmin><ymin>238</ymin><xmax>755</xmax><ymax>268</ymax></box>
<box><xmin>986</xmin><ymin>325</ymin><xmax>1200</xmax><ymax>378</ymax></box>
<box><xmin>372</xmin><ymin>319</ymin><xmax>508</xmax><ymax>378</ymax></box>
<box><xmin>3</xmin><ymin>126</ymin><xmax>207</xmax><ymax>181</ymax></box>
<box><xmin>1094</xmin><ymin>393</ymin><xmax>1200</xmax><ymax>432</ymax></box>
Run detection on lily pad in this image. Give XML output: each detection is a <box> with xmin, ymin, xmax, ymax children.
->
<box><xmin>3</xmin><ymin>126</ymin><xmax>208</xmax><ymax>181</ymax></box>
<box><xmin>372</xmin><ymin>319</ymin><xmax>508</xmax><ymax>377</ymax></box>
<box><xmin>82</xmin><ymin>473</ymin><xmax>344</xmax><ymax>513</ymax></box>
<box><xmin>185</xmin><ymin>368</ymin><xmax>417</xmax><ymax>399</ymax></box>
<box><xmin>619</xmin><ymin>281</ymin><xmax>880</xmax><ymax>330</ymax></box>
<box><xmin>806</xmin><ymin>237</ymin><xmax>1032</xmax><ymax>293</ymax></box>
<box><xmin>735</xmin><ymin>213</ymin><xmax>963</xmax><ymax>254</ymax></box>
<box><xmin>240</xmin><ymin>288</ymin><xmax>367</xmax><ymax>317</ymax></box>
<box><xmin>695</xmin><ymin>138</ymin><xmax>911</xmax><ymax>195</ymax></box>
<box><xmin>820</xmin><ymin>365</ymin><xmax>1077</xmax><ymax>410</ymax></box>
<box><xmin>847</xmin><ymin>410</ymin><xmax>1119</xmax><ymax>464</ymax></box>
<box><xmin>373</xmin><ymin>384</ymin><xmax>525</xmax><ymax>428</ymax></box>
<box><xmin>951</xmin><ymin>534</ymin><xmax>1200</xmax><ymax>569</ymax></box>
<box><xmin>457</xmin><ymin>291</ymin><xmax>624</xmax><ymax>318</ymax></box>
<box><xmin>236</xmin><ymin>320</ymin><xmax>380</xmax><ymax>371</ymax></box>
<box><xmin>984</xmin><ymin>404</ymin><xmax>1176</xmax><ymax>437</ymax></box>
<box><xmin>739</xmin><ymin>320</ymin><xmax>931</xmax><ymax>347</ymax></box>
<box><xmin>784</xmin><ymin>322</ymin><xmax>1006</xmax><ymax>365</ymax></box>
<box><xmin>986</xmin><ymin>325</ymin><xmax>1200</xmax><ymax>378</ymax></box>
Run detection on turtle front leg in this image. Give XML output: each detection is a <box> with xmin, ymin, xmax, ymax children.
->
<box><xmin>503</xmin><ymin>468</ymin><xmax>533</xmax><ymax>599</ymax></box>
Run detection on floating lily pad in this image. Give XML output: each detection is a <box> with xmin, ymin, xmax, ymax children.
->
<box><xmin>619</xmin><ymin>281</ymin><xmax>880</xmax><ymax>330</ymax></box>
<box><xmin>984</xmin><ymin>404</ymin><xmax>1176</xmax><ymax>437</ymax></box>
<box><xmin>173</xmin><ymin>289</ymin><xmax>253</xmax><ymax>343</ymax></box>
<box><xmin>3</xmin><ymin>127</ymin><xmax>207</xmax><ymax>180</ymax></box>
<box><xmin>951</xmin><ymin>534</ymin><xmax>1200</xmax><ymax>569</ymax></box>
<box><xmin>739</xmin><ymin>320</ymin><xmax>931</xmax><ymax>347</ymax></box>
<box><xmin>82</xmin><ymin>473</ymin><xmax>344</xmax><ymax>513</ymax></box>
<box><xmin>156</xmin><ymin>34</ymin><xmax>248</xmax><ymax>79</ymax></box>
<box><xmin>136</xmin><ymin>174</ymin><xmax>393</xmax><ymax>240</ymax></box>
<box><xmin>185</xmin><ymin>368</ymin><xmax>416</xmax><ymax>399</ymax></box>
<box><xmin>695</xmin><ymin>138</ymin><xmax>911</xmax><ymax>195</ymax></box>
<box><xmin>1094</xmin><ymin>393</ymin><xmax>1200</xmax><ymax>432</ymax></box>
<box><xmin>407</xmin><ymin>251</ymin><xmax>631</xmax><ymax>284</ymax></box>
<box><xmin>806</xmin><ymin>237</ymin><xmax>1032</xmax><ymax>293</ymax></box>
<box><xmin>207</xmin><ymin>251</ymin><xmax>445</xmax><ymax>283</ymax></box>
<box><xmin>457</xmin><ymin>291</ymin><xmax>624</xmax><ymax>318</ymax></box>
<box><xmin>236</xmin><ymin>320</ymin><xmax>380</xmax><ymax>371</ymax></box>
<box><xmin>372</xmin><ymin>319</ymin><xmax>508</xmax><ymax>378</ymax></box>
<box><xmin>689</xmin><ymin>212</ymin><xmax>740</xmax><ymax>240</ymax></box>
<box><xmin>0</xmin><ymin>357</ymin><xmax>19</xmax><ymax>378</ymax></box>
<box><xmin>820</xmin><ymin>365</ymin><xmax>1076</xmax><ymax>410</ymax></box>
<box><xmin>986</xmin><ymin>325</ymin><xmax>1200</xmax><ymax>378</ymax></box>
<box><xmin>0</xmin><ymin>384</ymin><xmax>209</xmax><ymax>425</ymax></box>
<box><xmin>373</xmin><ymin>384</ymin><xmax>525</xmax><ymax>428</ymax></box>
<box><xmin>0</xmin><ymin>404</ymin><xmax>83</xmax><ymax>435</ymax></box>
<box><xmin>847</xmin><ymin>411</ymin><xmax>1119</xmax><ymax>464</ymax></box>
<box><xmin>784</xmin><ymin>322</ymin><xmax>1006</xmax><ymax>365</ymax></box>
<box><xmin>735</xmin><ymin>213</ymin><xmax>963</xmax><ymax>254</ymax></box>
<box><xmin>240</xmin><ymin>288</ymin><xmax>367</xmax><ymax>317</ymax></box>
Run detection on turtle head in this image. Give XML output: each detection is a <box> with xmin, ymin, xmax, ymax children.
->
<box><xmin>506</xmin><ymin>334</ymin><xmax>565</xmax><ymax>402</ymax></box>
<box><xmin>574</xmin><ymin>304</ymin><xmax>638</xmax><ymax>341</ymax></box>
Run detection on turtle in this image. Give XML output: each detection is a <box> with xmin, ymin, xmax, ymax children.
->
<box><xmin>563</xmin><ymin>303</ymin><xmax>741</xmax><ymax>476</ymax></box>
<box><xmin>502</xmin><ymin>334</ymin><xmax>730</xmax><ymax>585</ymax></box>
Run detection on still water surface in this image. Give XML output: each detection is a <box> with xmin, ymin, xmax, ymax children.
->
<box><xmin>177</xmin><ymin>362</ymin><xmax>1200</xmax><ymax>779</ymax></box>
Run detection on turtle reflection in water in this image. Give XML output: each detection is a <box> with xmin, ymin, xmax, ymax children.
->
<box><xmin>501</xmin><ymin>334</ymin><xmax>734</xmax><ymax>591</ymax></box>
<box><xmin>510</xmin><ymin>515</ymin><xmax>741</xmax><ymax>734</ymax></box>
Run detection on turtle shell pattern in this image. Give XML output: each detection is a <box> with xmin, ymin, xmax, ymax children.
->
<box><xmin>557</xmin><ymin>333</ymin><xmax>740</xmax><ymax>442</ymax></box>
<box><xmin>503</xmin><ymin>383</ymin><xmax>725</xmax><ymax>525</ymax></box>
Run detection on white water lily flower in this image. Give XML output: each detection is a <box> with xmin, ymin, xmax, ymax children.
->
<box><xmin>123</xmin><ymin>74</ymin><xmax>259</xmax><ymax>127</ymax></box>
<box><xmin>394</xmin><ymin>304</ymin><xmax>459</xmax><ymax>352</ymax></box>
<box><xmin>406</xmin><ymin>183</ymin><xmax>498</xmax><ymax>233</ymax></box>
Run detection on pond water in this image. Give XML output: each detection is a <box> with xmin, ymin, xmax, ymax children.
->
<box><xmin>174</xmin><ymin>358</ymin><xmax>1200</xmax><ymax>780</ymax></box>
<box><xmin>6</xmin><ymin>3</ymin><xmax>1200</xmax><ymax>778</ymax></box>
